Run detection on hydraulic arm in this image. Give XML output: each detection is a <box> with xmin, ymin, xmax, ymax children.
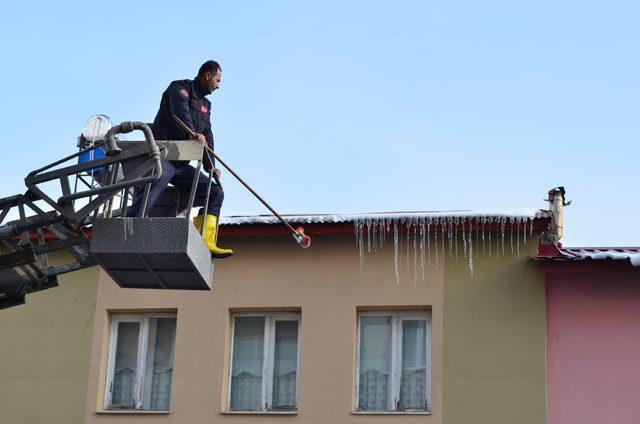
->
<box><xmin>0</xmin><ymin>122</ymin><xmax>163</xmax><ymax>309</ymax></box>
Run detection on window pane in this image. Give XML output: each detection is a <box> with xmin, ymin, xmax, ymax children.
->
<box><xmin>272</xmin><ymin>320</ymin><xmax>298</xmax><ymax>409</ymax></box>
<box><xmin>358</xmin><ymin>316</ymin><xmax>392</xmax><ymax>411</ymax></box>
<box><xmin>143</xmin><ymin>318</ymin><xmax>176</xmax><ymax>411</ymax></box>
<box><xmin>112</xmin><ymin>322</ymin><xmax>139</xmax><ymax>408</ymax></box>
<box><xmin>399</xmin><ymin>320</ymin><xmax>427</xmax><ymax>411</ymax></box>
<box><xmin>230</xmin><ymin>316</ymin><xmax>265</xmax><ymax>411</ymax></box>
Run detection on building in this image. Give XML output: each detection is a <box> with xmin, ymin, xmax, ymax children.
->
<box><xmin>537</xmin><ymin>246</ymin><xmax>640</xmax><ymax>424</ymax></box>
<box><xmin>0</xmin><ymin>208</ymin><xmax>551</xmax><ymax>424</ymax></box>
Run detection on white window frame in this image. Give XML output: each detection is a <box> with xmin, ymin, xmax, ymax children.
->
<box><xmin>104</xmin><ymin>313</ymin><xmax>177</xmax><ymax>411</ymax></box>
<box><xmin>227</xmin><ymin>312</ymin><xmax>301</xmax><ymax>412</ymax></box>
<box><xmin>355</xmin><ymin>310</ymin><xmax>432</xmax><ymax>413</ymax></box>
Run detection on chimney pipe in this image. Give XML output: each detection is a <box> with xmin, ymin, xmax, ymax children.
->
<box><xmin>547</xmin><ymin>187</ymin><xmax>566</xmax><ymax>243</ymax></box>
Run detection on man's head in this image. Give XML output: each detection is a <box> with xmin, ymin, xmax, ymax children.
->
<box><xmin>197</xmin><ymin>60</ymin><xmax>222</xmax><ymax>95</ymax></box>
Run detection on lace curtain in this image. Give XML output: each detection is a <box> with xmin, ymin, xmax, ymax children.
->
<box><xmin>112</xmin><ymin>322</ymin><xmax>139</xmax><ymax>408</ymax></box>
<box><xmin>230</xmin><ymin>316</ymin><xmax>265</xmax><ymax>411</ymax></box>
<box><xmin>145</xmin><ymin>318</ymin><xmax>176</xmax><ymax>411</ymax></box>
<box><xmin>358</xmin><ymin>316</ymin><xmax>427</xmax><ymax>411</ymax></box>
<box><xmin>111</xmin><ymin>318</ymin><xmax>176</xmax><ymax>411</ymax></box>
<box><xmin>358</xmin><ymin>316</ymin><xmax>392</xmax><ymax>411</ymax></box>
<box><xmin>230</xmin><ymin>317</ymin><xmax>299</xmax><ymax>411</ymax></box>
<box><xmin>271</xmin><ymin>321</ymin><xmax>298</xmax><ymax>409</ymax></box>
<box><xmin>399</xmin><ymin>320</ymin><xmax>426</xmax><ymax>410</ymax></box>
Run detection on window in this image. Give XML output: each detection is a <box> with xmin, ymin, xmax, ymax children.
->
<box><xmin>228</xmin><ymin>313</ymin><xmax>300</xmax><ymax>412</ymax></box>
<box><xmin>104</xmin><ymin>314</ymin><xmax>177</xmax><ymax>411</ymax></box>
<box><xmin>356</xmin><ymin>311</ymin><xmax>431</xmax><ymax>413</ymax></box>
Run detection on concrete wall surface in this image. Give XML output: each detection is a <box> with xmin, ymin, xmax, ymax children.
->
<box><xmin>0</xmin><ymin>259</ymin><xmax>100</xmax><ymax>424</ymax></box>
<box><xmin>83</xmin><ymin>234</ymin><xmax>444</xmax><ymax>424</ymax></box>
<box><xmin>0</xmin><ymin>231</ymin><xmax>548</xmax><ymax>424</ymax></box>
<box><xmin>547</xmin><ymin>269</ymin><xmax>640</xmax><ymax>424</ymax></box>
<box><xmin>443</xmin><ymin>239</ymin><xmax>547</xmax><ymax>424</ymax></box>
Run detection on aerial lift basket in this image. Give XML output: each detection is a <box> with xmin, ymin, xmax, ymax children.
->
<box><xmin>87</xmin><ymin>127</ymin><xmax>214</xmax><ymax>290</ymax></box>
<box><xmin>91</xmin><ymin>217</ymin><xmax>212</xmax><ymax>290</ymax></box>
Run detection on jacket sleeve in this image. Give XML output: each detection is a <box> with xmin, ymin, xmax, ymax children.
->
<box><xmin>166</xmin><ymin>82</ymin><xmax>196</xmax><ymax>137</ymax></box>
<box><xmin>202</xmin><ymin>115</ymin><xmax>216</xmax><ymax>170</ymax></box>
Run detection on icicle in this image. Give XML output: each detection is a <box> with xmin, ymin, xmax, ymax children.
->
<box><xmin>385</xmin><ymin>218</ymin><xmax>389</xmax><ymax>245</ymax></box>
<box><xmin>427</xmin><ymin>219</ymin><xmax>432</xmax><ymax>270</ymax></box>
<box><xmin>386</xmin><ymin>219</ymin><xmax>390</xmax><ymax>245</ymax></box>
<box><xmin>398</xmin><ymin>218</ymin><xmax>403</xmax><ymax>262</ymax></box>
<box><xmin>488</xmin><ymin>219</ymin><xmax>492</xmax><ymax>257</ymax></box>
<box><xmin>441</xmin><ymin>218</ymin><xmax>446</xmax><ymax>258</ymax></box>
<box><xmin>529</xmin><ymin>218</ymin><xmax>534</xmax><ymax>238</ymax></box>
<box><xmin>468</xmin><ymin>219</ymin><xmax>474</xmax><ymax>277</ymax></box>
<box><xmin>501</xmin><ymin>217</ymin><xmax>506</xmax><ymax>256</ymax></box>
<box><xmin>454</xmin><ymin>218</ymin><xmax>459</xmax><ymax>261</ymax></box>
<box><xmin>462</xmin><ymin>220</ymin><xmax>468</xmax><ymax>260</ymax></box>
<box><xmin>413</xmin><ymin>222</ymin><xmax>418</xmax><ymax>285</ymax></box>
<box><xmin>482</xmin><ymin>218</ymin><xmax>486</xmax><ymax>255</ymax></box>
<box><xmin>516</xmin><ymin>218</ymin><xmax>521</xmax><ymax>258</ymax></box>
<box><xmin>385</xmin><ymin>219</ymin><xmax>390</xmax><ymax>246</ymax></box>
<box><xmin>405</xmin><ymin>219</ymin><xmax>411</xmax><ymax>272</ymax></box>
<box><xmin>365</xmin><ymin>219</ymin><xmax>371</xmax><ymax>253</ymax></box>
<box><xmin>372</xmin><ymin>220</ymin><xmax>377</xmax><ymax>250</ymax></box>
<box><xmin>447</xmin><ymin>218</ymin><xmax>453</xmax><ymax>258</ymax></box>
<box><xmin>354</xmin><ymin>219</ymin><xmax>361</xmax><ymax>274</ymax></box>
<box><xmin>360</xmin><ymin>219</ymin><xmax>365</xmax><ymax>263</ymax></box>
<box><xmin>433</xmin><ymin>219</ymin><xmax>444</xmax><ymax>269</ymax></box>
<box><xmin>475</xmin><ymin>222</ymin><xmax>479</xmax><ymax>259</ymax></box>
<box><xmin>509</xmin><ymin>218</ymin><xmax>514</xmax><ymax>254</ymax></box>
<box><xmin>372</xmin><ymin>220</ymin><xmax>378</xmax><ymax>252</ymax></box>
<box><xmin>393</xmin><ymin>220</ymin><xmax>400</xmax><ymax>284</ymax></box>
<box><xmin>419</xmin><ymin>218</ymin><xmax>426</xmax><ymax>281</ymax></box>
<box><xmin>358</xmin><ymin>219</ymin><xmax>365</xmax><ymax>274</ymax></box>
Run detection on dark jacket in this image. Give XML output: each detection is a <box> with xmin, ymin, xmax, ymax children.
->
<box><xmin>153</xmin><ymin>78</ymin><xmax>215</xmax><ymax>169</ymax></box>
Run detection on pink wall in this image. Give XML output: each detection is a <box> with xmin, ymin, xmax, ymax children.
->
<box><xmin>546</xmin><ymin>269</ymin><xmax>640</xmax><ymax>424</ymax></box>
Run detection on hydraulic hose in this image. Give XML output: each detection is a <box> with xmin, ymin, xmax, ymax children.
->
<box><xmin>104</xmin><ymin>121</ymin><xmax>162</xmax><ymax>181</ymax></box>
<box><xmin>105</xmin><ymin>122</ymin><xmax>158</xmax><ymax>159</ymax></box>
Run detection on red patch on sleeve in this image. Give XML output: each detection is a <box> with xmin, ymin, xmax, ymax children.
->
<box><xmin>179</xmin><ymin>88</ymin><xmax>189</xmax><ymax>98</ymax></box>
<box><xmin>200</xmin><ymin>105</ymin><xmax>208</xmax><ymax>113</ymax></box>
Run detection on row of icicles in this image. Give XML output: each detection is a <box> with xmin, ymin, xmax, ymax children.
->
<box><xmin>353</xmin><ymin>216</ymin><xmax>536</xmax><ymax>284</ymax></box>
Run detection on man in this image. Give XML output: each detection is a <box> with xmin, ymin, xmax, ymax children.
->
<box><xmin>128</xmin><ymin>60</ymin><xmax>233</xmax><ymax>258</ymax></box>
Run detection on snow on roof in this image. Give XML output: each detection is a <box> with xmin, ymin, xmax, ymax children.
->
<box><xmin>559</xmin><ymin>247</ymin><xmax>640</xmax><ymax>267</ymax></box>
<box><xmin>220</xmin><ymin>209</ymin><xmax>550</xmax><ymax>226</ymax></box>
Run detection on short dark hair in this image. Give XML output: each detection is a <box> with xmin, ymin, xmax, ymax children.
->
<box><xmin>198</xmin><ymin>60</ymin><xmax>221</xmax><ymax>77</ymax></box>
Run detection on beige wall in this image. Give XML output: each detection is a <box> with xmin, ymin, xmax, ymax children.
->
<box><xmin>0</xmin><ymin>230</ymin><xmax>547</xmax><ymax>424</ymax></box>
<box><xmin>442</xmin><ymin>239</ymin><xmax>547</xmax><ymax>424</ymax></box>
<box><xmin>0</xmin><ymin>258</ymin><xmax>100</xmax><ymax>424</ymax></box>
<box><xmin>83</xmin><ymin>234</ymin><xmax>444</xmax><ymax>424</ymax></box>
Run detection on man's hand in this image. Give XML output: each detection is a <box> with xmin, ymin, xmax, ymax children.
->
<box><xmin>214</xmin><ymin>168</ymin><xmax>221</xmax><ymax>180</ymax></box>
<box><xmin>193</xmin><ymin>133</ymin><xmax>206</xmax><ymax>143</ymax></box>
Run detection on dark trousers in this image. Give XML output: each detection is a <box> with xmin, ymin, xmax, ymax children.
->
<box><xmin>127</xmin><ymin>160</ymin><xmax>224</xmax><ymax>218</ymax></box>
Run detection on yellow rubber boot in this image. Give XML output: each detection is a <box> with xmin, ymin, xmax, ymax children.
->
<box><xmin>193</xmin><ymin>214</ymin><xmax>234</xmax><ymax>259</ymax></box>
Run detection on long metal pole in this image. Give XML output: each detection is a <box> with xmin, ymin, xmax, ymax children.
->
<box><xmin>172</xmin><ymin>115</ymin><xmax>298</xmax><ymax>235</ymax></box>
<box><xmin>206</xmin><ymin>146</ymin><xmax>298</xmax><ymax>235</ymax></box>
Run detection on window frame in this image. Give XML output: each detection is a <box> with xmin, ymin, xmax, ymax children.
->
<box><xmin>227</xmin><ymin>312</ymin><xmax>302</xmax><ymax>412</ymax></box>
<box><xmin>355</xmin><ymin>310</ymin><xmax>432</xmax><ymax>413</ymax></box>
<box><xmin>104</xmin><ymin>313</ymin><xmax>177</xmax><ymax>412</ymax></box>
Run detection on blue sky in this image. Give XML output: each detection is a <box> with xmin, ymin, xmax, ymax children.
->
<box><xmin>0</xmin><ymin>1</ymin><xmax>638</xmax><ymax>246</ymax></box>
